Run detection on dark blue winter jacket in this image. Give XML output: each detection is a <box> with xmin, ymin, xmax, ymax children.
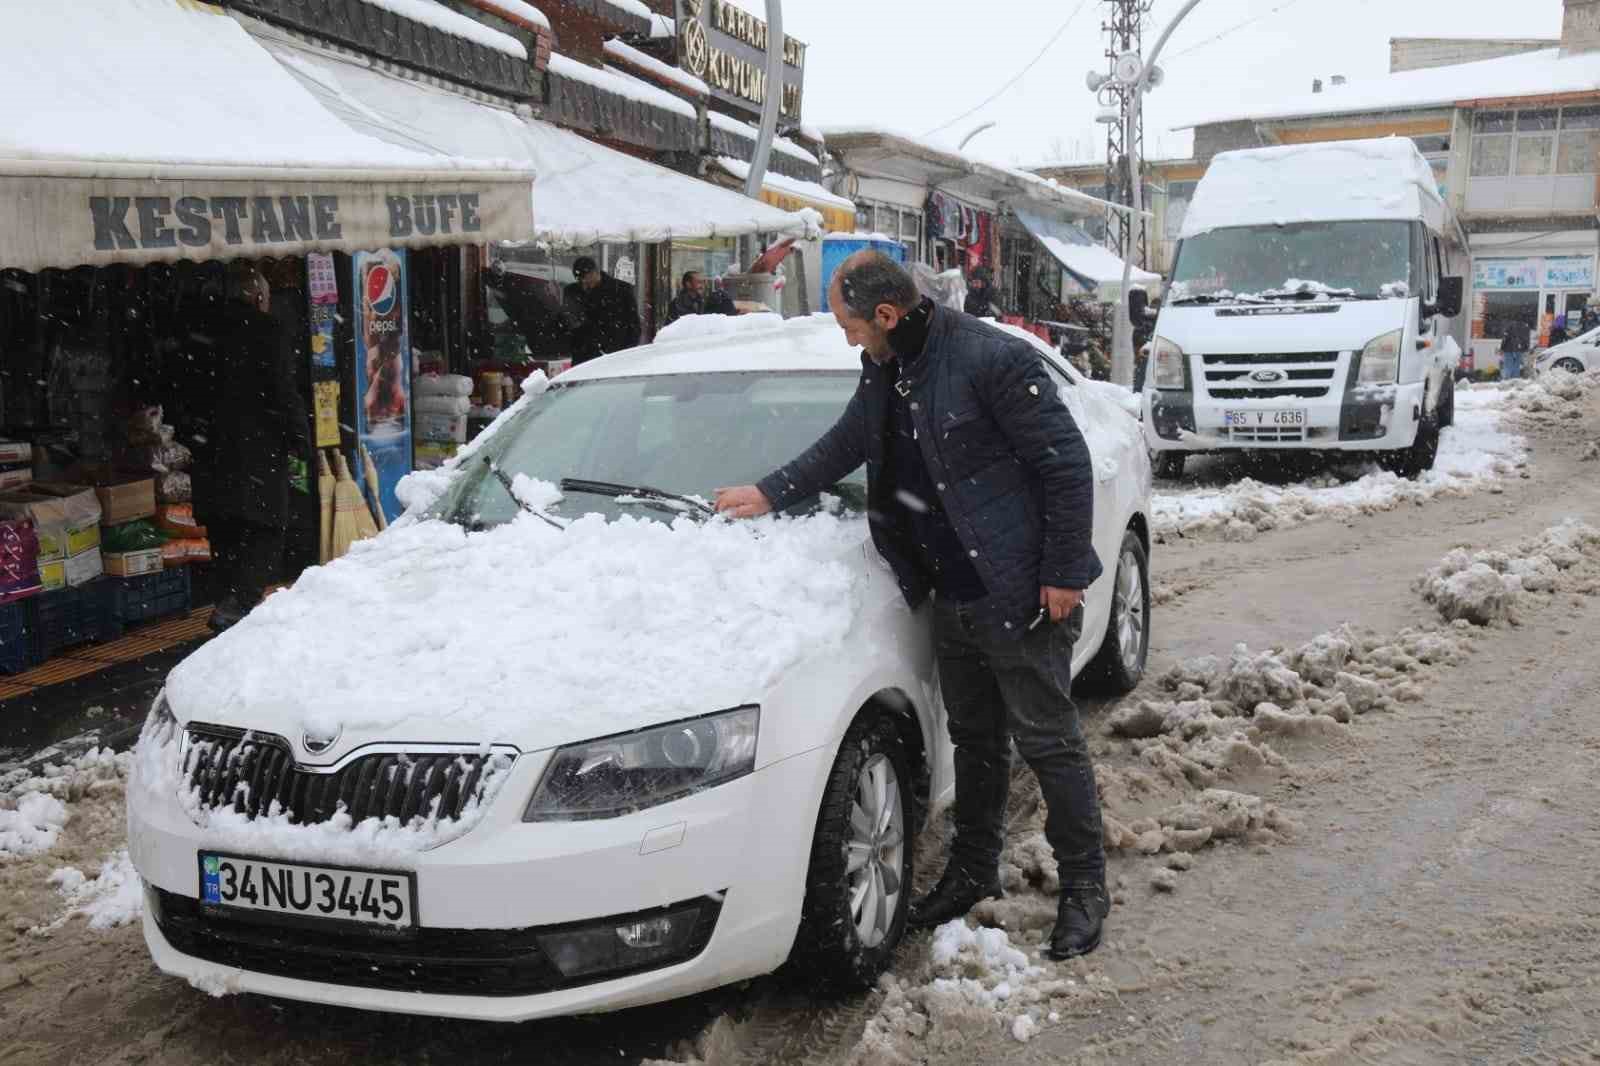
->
<box><xmin>758</xmin><ymin>304</ymin><xmax>1102</xmax><ymax>635</ymax></box>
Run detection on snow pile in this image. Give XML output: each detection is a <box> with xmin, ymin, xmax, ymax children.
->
<box><xmin>165</xmin><ymin>507</ymin><xmax>866</xmax><ymax>746</ymax></box>
<box><xmin>36</xmin><ymin>849</ymin><xmax>142</xmax><ymax>932</ymax></box>
<box><xmin>1499</xmin><ymin>368</ymin><xmax>1600</xmax><ymax>433</ymax></box>
<box><xmin>1153</xmin><ymin>387</ymin><xmax>1524</xmax><ymax>540</ymax></box>
<box><xmin>1416</xmin><ymin>521</ymin><xmax>1600</xmax><ymax>626</ymax></box>
<box><xmin>0</xmin><ymin>748</ymin><xmax>128</xmax><ymax>860</ymax></box>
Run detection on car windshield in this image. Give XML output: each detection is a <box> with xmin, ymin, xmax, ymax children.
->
<box><xmin>1169</xmin><ymin>221</ymin><xmax>1413</xmax><ymax>303</ymax></box>
<box><xmin>436</xmin><ymin>371</ymin><xmax>865</xmax><ymax>528</ymax></box>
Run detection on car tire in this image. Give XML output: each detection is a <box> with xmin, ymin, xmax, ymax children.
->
<box><xmin>788</xmin><ymin>712</ymin><xmax>914</xmax><ymax>990</ymax></box>
<box><xmin>1151</xmin><ymin>451</ymin><xmax>1185</xmax><ymax>479</ymax></box>
<box><xmin>1438</xmin><ymin>376</ymin><xmax>1456</xmax><ymax>429</ymax></box>
<box><xmin>1555</xmin><ymin>358</ymin><xmax>1586</xmax><ymax>375</ymax></box>
<box><xmin>1382</xmin><ymin>413</ymin><xmax>1440</xmax><ymax>480</ymax></box>
<box><xmin>1079</xmin><ymin>529</ymin><xmax>1151</xmax><ymax>696</ymax></box>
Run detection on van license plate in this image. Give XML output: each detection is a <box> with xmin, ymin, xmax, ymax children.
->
<box><xmin>1224</xmin><ymin>408</ymin><xmax>1307</xmax><ymax>428</ymax></box>
<box><xmin>199</xmin><ymin>852</ymin><xmax>415</xmax><ymax>928</ymax></box>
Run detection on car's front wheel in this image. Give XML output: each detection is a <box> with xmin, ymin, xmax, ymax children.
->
<box><xmin>1554</xmin><ymin>357</ymin><xmax>1586</xmax><ymax>375</ymax></box>
<box><xmin>789</xmin><ymin>712</ymin><xmax>913</xmax><ymax>989</ymax></box>
<box><xmin>1151</xmin><ymin>450</ymin><xmax>1186</xmax><ymax>480</ymax></box>
<box><xmin>1080</xmin><ymin>528</ymin><xmax>1151</xmax><ymax>695</ymax></box>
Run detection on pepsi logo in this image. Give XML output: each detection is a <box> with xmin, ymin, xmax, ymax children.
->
<box><xmin>366</xmin><ymin>263</ymin><xmax>397</xmax><ymax>315</ymax></box>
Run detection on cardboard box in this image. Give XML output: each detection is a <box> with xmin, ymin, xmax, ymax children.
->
<box><xmin>38</xmin><ymin>558</ymin><xmax>64</xmax><ymax>592</ymax></box>
<box><xmin>93</xmin><ymin>478</ymin><xmax>156</xmax><ymax>525</ymax></box>
<box><xmin>414</xmin><ymin>412</ymin><xmax>469</xmax><ymax>443</ymax></box>
<box><xmin>104</xmin><ymin>548</ymin><xmax>163</xmax><ymax>577</ymax></box>
<box><xmin>0</xmin><ymin>484</ymin><xmax>102</xmax><ymax>561</ymax></box>
<box><xmin>65</xmin><ymin>548</ymin><xmax>103</xmax><ymax>586</ymax></box>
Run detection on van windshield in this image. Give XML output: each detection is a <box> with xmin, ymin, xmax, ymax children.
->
<box><xmin>1169</xmin><ymin>221</ymin><xmax>1413</xmax><ymax>303</ymax></box>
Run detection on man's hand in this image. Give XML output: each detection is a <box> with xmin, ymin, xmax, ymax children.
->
<box><xmin>714</xmin><ymin>485</ymin><xmax>773</xmax><ymax>519</ymax></box>
<box><xmin>1040</xmin><ymin>585</ymin><xmax>1085</xmax><ymax>623</ymax></box>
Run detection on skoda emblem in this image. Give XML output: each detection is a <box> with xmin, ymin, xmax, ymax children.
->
<box><xmin>302</xmin><ymin>726</ymin><xmax>341</xmax><ymax>756</ymax></box>
<box><xmin>1249</xmin><ymin>368</ymin><xmax>1287</xmax><ymax>383</ymax></box>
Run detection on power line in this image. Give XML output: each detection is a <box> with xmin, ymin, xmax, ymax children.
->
<box><xmin>922</xmin><ymin>0</ymin><xmax>1094</xmax><ymax>139</ymax></box>
<box><xmin>1164</xmin><ymin>0</ymin><xmax>1317</xmax><ymax>62</ymax></box>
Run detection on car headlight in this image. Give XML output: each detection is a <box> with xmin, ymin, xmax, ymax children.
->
<box><xmin>1357</xmin><ymin>329</ymin><xmax>1404</xmax><ymax>384</ymax></box>
<box><xmin>1151</xmin><ymin>336</ymin><xmax>1186</xmax><ymax>390</ymax></box>
<box><xmin>524</xmin><ymin>706</ymin><xmax>759</xmax><ymax>821</ymax></box>
<box><xmin>140</xmin><ymin>691</ymin><xmax>179</xmax><ymax>747</ymax></box>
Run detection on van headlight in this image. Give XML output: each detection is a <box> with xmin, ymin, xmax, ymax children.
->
<box><xmin>1151</xmin><ymin>336</ymin><xmax>1187</xmax><ymax>390</ymax></box>
<box><xmin>1357</xmin><ymin>329</ymin><xmax>1404</xmax><ymax>383</ymax></box>
<box><xmin>524</xmin><ymin>706</ymin><xmax>760</xmax><ymax>821</ymax></box>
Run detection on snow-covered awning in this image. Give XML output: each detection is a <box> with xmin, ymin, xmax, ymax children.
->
<box><xmin>1014</xmin><ymin>208</ymin><xmax>1162</xmax><ymax>302</ymax></box>
<box><xmin>264</xmin><ymin>35</ymin><xmax>819</xmax><ymax>248</ymax></box>
<box><xmin>711</xmin><ymin>158</ymin><xmax>856</xmax><ymax>233</ymax></box>
<box><xmin>0</xmin><ymin>0</ymin><xmax>536</xmax><ymax>273</ymax></box>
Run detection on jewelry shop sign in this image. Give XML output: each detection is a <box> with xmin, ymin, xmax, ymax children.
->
<box><xmin>676</xmin><ymin>0</ymin><xmax>806</xmax><ymax>122</ymax></box>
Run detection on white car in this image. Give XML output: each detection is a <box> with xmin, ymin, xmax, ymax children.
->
<box><xmin>127</xmin><ymin>313</ymin><xmax>1153</xmax><ymax>1022</ymax></box>
<box><xmin>1535</xmin><ymin>325</ymin><xmax>1600</xmax><ymax>376</ymax></box>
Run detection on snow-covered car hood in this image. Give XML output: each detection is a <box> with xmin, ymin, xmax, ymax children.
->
<box><xmin>1156</xmin><ymin>298</ymin><xmax>1406</xmax><ymax>354</ymax></box>
<box><xmin>165</xmin><ymin>509</ymin><xmax>869</xmax><ymax>757</ymax></box>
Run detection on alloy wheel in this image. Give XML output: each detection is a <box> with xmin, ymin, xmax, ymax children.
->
<box><xmin>1115</xmin><ymin>547</ymin><xmax>1147</xmax><ymax>675</ymax></box>
<box><xmin>845</xmin><ymin>753</ymin><xmax>904</xmax><ymax>948</ymax></box>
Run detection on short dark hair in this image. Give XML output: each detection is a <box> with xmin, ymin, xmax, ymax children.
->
<box><xmin>572</xmin><ymin>256</ymin><xmax>598</xmax><ymax>277</ymax></box>
<box><xmin>836</xmin><ymin>253</ymin><xmax>918</xmax><ymax>319</ymax></box>
<box><xmin>681</xmin><ymin>270</ymin><xmax>701</xmax><ymax>288</ymax></box>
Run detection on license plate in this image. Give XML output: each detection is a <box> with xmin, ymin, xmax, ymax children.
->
<box><xmin>199</xmin><ymin>852</ymin><xmax>415</xmax><ymax>928</ymax></box>
<box><xmin>1224</xmin><ymin>408</ymin><xmax>1307</xmax><ymax>428</ymax></box>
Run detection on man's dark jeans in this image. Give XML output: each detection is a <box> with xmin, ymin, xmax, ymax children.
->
<box><xmin>933</xmin><ymin>597</ymin><xmax>1106</xmax><ymax>884</ymax></box>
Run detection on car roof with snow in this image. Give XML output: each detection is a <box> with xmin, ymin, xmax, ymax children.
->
<box><xmin>558</xmin><ymin>312</ymin><xmax>862</xmax><ymax>381</ymax></box>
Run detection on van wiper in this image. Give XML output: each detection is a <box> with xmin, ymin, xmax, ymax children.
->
<box><xmin>1169</xmin><ymin>294</ymin><xmax>1227</xmax><ymax>305</ymax></box>
<box><xmin>558</xmin><ymin>478</ymin><xmax>716</xmax><ymax>518</ymax></box>
<box><xmin>486</xmin><ymin>459</ymin><xmax>565</xmax><ymax>530</ymax></box>
<box><xmin>1260</xmin><ymin>287</ymin><xmax>1355</xmax><ymax>302</ymax></box>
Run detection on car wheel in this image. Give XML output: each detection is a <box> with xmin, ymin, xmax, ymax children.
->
<box><xmin>1381</xmin><ymin>414</ymin><xmax>1440</xmax><ymax>480</ymax></box>
<box><xmin>1080</xmin><ymin>529</ymin><xmax>1151</xmax><ymax>695</ymax></box>
<box><xmin>1555</xmin><ymin>358</ymin><xmax>1586</xmax><ymax>375</ymax></box>
<box><xmin>1151</xmin><ymin>451</ymin><xmax>1185</xmax><ymax>479</ymax></box>
<box><xmin>1438</xmin><ymin>376</ymin><xmax>1456</xmax><ymax>429</ymax></box>
<box><xmin>788</xmin><ymin>712</ymin><xmax>913</xmax><ymax>989</ymax></box>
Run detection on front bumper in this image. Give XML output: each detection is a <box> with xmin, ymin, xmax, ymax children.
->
<box><xmin>1144</xmin><ymin>381</ymin><xmax>1423</xmax><ymax>453</ymax></box>
<box><xmin>129</xmin><ymin>744</ymin><xmax>831</xmax><ymax>1021</ymax></box>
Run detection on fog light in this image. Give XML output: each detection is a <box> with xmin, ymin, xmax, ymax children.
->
<box><xmin>537</xmin><ymin>901</ymin><xmax>712</xmax><ymax>980</ymax></box>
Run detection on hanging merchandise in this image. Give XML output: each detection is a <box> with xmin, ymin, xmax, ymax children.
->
<box><xmin>924</xmin><ymin>194</ymin><xmax>944</xmax><ymax>241</ymax></box>
<box><xmin>351</xmin><ymin>249</ymin><xmax>413</xmax><ymax>524</ymax></box>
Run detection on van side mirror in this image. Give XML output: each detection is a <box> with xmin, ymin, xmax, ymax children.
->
<box><xmin>1128</xmin><ymin>287</ymin><xmax>1149</xmax><ymax>322</ymax></box>
<box><xmin>1435</xmin><ymin>276</ymin><xmax>1463</xmax><ymax>318</ymax></box>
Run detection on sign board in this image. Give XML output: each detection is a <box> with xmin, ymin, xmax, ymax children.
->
<box><xmin>352</xmin><ymin>249</ymin><xmax>412</xmax><ymax>524</ymax></box>
<box><xmin>1472</xmin><ymin>257</ymin><xmax>1540</xmax><ymax>290</ymax></box>
<box><xmin>1543</xmin><ymin>256</ymin><xmax>1595</xmax><ymax>289</ymax></box>
<box><xmin>675</xmin><ymin>0</ymin><xmax>806</xmax><ymax>122</ymax></box>
<box><xmin>0</xmin><ymin>176</ymin><xmax>533</xmax><ymax>274</ymax></box>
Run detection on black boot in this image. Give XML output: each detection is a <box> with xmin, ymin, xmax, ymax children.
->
<box><xmin>908</xmin><ymin>867</ymin><xmax>1003</xmax><ymax>929</ymax></box>
<box><xmin>1047</xmin><ymin>878</ymin><xmax>1109</xmax><ymax>959</ymax></box>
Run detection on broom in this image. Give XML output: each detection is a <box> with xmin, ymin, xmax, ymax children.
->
<box><xmin>359</xmin><ymin>442</ymin><xmax>388</xmax><ymax>532</ymax></box>
<box><xmin>317</xmin><ymin>450</ymin><xmax>335</xmax><ymax>564</ymax></box>
<box><xmin>329</xmin><ymin>450</ymin><xmax>375</xmax><ymax>559</ymax></box>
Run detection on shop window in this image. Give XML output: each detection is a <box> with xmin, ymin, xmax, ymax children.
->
<box><xmin>1470</xmin><ymin>110</ymin><xmax>1513</xmax><ymax>177</ymax></box>
<box><xmin>1480</xmin><ymin>290</ymin><xmax>1539</xmax><ymax>341</ymax></box>
<box><xmin>1512</xmin><ymin>109</ymin><xmax>1557</xmax><ymax>176</ymax></box>
<box><xmin>1557</xmin><ymin>105</ymin><xmax>1600</xmax><ymax>175</ymax></box>
<box><xmin>854</xmin><ymin>204</ymin><xmax>872</xmax><ymax>232</ymax></box>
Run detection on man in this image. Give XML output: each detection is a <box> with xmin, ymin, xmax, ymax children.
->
<box><xmin>665</xmin><ymin>271</ymin><xmax>705</xmax><ymax>325</ymax></box>
<box><xmin>715</xmin><ymin>252</ymin><xmax>1110</xmax><ymax>959</ymax></box>
<box><xmin>208</xmin><ymin>261</ymin><xmax>310</xmax><ymax>631</ymax></box>
<box><xmin>964</xmin><ymin>265</ymin><xmax>1000</xmax><ymax>318</ymax></box>
<box><xmin>563</xmin><ymin>256</ymin><xmax>640</xmax><ymax>363</ymax></box>
<box><xmin>1500</xmin><ymin>315</ymin><xmax>1531</xmax><ymax>381</ymax></box>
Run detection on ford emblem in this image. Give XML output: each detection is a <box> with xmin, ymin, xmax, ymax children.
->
<box><xmin>1248</xmin><ymin>368</ymin><xmax>1287</xmax><ymax>383</ymax></box>
<box><xmin>302</xmin><ymin>726</ymin><xmax>342</xmax><ymax>756</ymax></box>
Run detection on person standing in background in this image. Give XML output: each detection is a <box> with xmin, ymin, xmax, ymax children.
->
<box><xmin>563</xmin><ymin>256</ymin><xmax>640</xmax><ymax>363</ymax></box>
<box><xmin>1500</xmin><ymin>315</ymin><xmax>1531</xmax><ymax>381</ymax></box>
<box><xmin>664</xmin><ymin>271</ymin><xmax>705</xmax><ymax>326</ymax></box>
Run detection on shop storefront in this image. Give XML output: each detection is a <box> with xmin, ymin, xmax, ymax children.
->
<box><xmin>0</xmin><ymin>0</ymin><xmax>534</xmax><ymax>691</ymax></box>
<box><xmin>1468</xmin><ymin>247</ymin><xmax>1597</xmax><ymax>367</ymax></box>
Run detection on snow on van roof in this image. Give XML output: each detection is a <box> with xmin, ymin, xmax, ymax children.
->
<box><xmin>1179</xmin><ymin>137</ymin><xmax>1445</xmax><ymax>239</ymax></box>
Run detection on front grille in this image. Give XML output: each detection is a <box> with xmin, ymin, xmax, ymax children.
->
<box><xmin>154</xmin><ymin>888</ymin><xmax>721</xmax><ymax>997</ymax></box>
<box><xmin>1228</xmin><ymin>425</ymin><xmax>1306</xmax><ymax>443</ymax></box>
<box><xmin>1209</xmin><ymin>385</ymin><xmax>1330</xmax><ymax>400</ymax></box>
<box><xmin>1200</xmin><ymin>352</ymin><xmax>1341</xmax><ymax>400</ymax></box>
<box><xmin>181</xmin><ymin>726</ymin><xmax>512</xmax><ymax>826</ymax></box>
<box><xmin>1200</xmin><ymin>352</ymin><xmax>1338</xmax><ymax>365</ymax></box>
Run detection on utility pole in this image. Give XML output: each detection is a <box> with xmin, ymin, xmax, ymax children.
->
<box><xmin>1102</xmin><ymin>0</ymin><xmax>1147</xmax><ymax>274</ymax></box>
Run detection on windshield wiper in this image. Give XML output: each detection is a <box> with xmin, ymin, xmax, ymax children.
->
<box><xmin>1260</xmin><ymin>288</ymin><xmax>1356</xmax><ymax>302</ymax></box>
<box><xmin>486</xmin><ymin>458</ymin><xmax>565</xmax><ymax>530</ymax></box>
<box><xmin>558</xmin><ymin>478</ymin><xmax>716</xmax><ymax>518</ymax></box>
<box><xmin>1169</xmin><ymin>294</ymin><xmax>1227</xmax><ymax>305</ymax></box>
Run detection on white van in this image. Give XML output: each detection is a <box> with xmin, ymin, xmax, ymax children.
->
<box><xmin>1141</xmin><ymin>138</ymin><xmax>1467</xmax><ymax>479</ymax></box>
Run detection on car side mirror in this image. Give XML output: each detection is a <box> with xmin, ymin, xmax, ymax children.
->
<box><xmin>1127</xmin><ymin>287</ymin><xmax>1149</xmax><ymax>323</ymax></box>
<box><xmin>1435</xmin><ymin>276</ymin><xmax>1463</xmax><ymax>318</ymax></box>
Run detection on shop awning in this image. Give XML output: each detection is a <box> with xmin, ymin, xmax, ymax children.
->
<box><xmin>1014</xmin><ymin>208</ymin><xmax>1163</xmax><ymax>302</ymax></box>
<box><xmin>711</xmin><ymin>158</ymin><xmax>857</xmax><ymax>233</ymax></box>
<box><xmin>260</xmin><ymin>33</ymin><xmax>821</xmax><ymax>249</ymax></box>
<box><xmin>0</xmin><ymin>0</ymin><xmax>536</xmax><ymax>273</ymax></box>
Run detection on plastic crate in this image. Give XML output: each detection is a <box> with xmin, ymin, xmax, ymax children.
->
<box><xmin>0</xmin><ymin>600</ymin><xmax>30</xmax><ymax>674</ymax></box>
<box><xmin>110</xmin><ymin>567</ymin><xmax>192</xmax><ymax>626</ymax></box>
<box><xmin>25</xmin><ymin>578</ymin><xmax>123</xmax><ymax>664</ymax></box>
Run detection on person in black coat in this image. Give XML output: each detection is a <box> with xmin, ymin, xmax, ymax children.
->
<box><xmin>715</xmin><ymin>252</ymin><xmax>1109</xmax><ymax>961</ymax></box>
<box><xmin>963</xmin><ymin>264</ymin><xmax>1000</xmax><ymax>318</ymax></box>
<box><xmin>207</xmin><ymin>261</ymin><xmax>310</xmax><ymax>630</ymax></box>
<box><xmin>664</xmin><ymin>271</ymin><xmax>705</xmax><ymax>326</ymax></box>
<box><xmin>563</xmin><ymin>256</ymin><xmax>640</xmax><ymax>362</ymax></box>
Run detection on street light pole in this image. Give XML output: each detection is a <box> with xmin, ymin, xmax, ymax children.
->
<box><xmin>743</xmin><ymin>0</ymin><xmax>785</xmax><ymax>200</ymax></box>
<box><xmin>1108</xmin><ymin>0</ymin><xmax>1204</xmax><ymax>390</ymax></box>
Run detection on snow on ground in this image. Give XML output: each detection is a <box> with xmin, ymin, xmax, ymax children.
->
<box><xmin>1416</xmin><ymin>520</ymin><xmax>1600</xmax><ymax>626</ymax></box>
<box><xmin>0</xmin><ymin>748</ymin><xmax>127</xmax><ymax>860</ymax></box>
<box><xmin>1152</xmin><ymin>382</ymin><xmax>1527</xmax><ymax>541</ymax></box>
<box><xmin>36</xmin><ymin>849</ymin><xmax>142</xmax><ymax>932</ymax></box>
